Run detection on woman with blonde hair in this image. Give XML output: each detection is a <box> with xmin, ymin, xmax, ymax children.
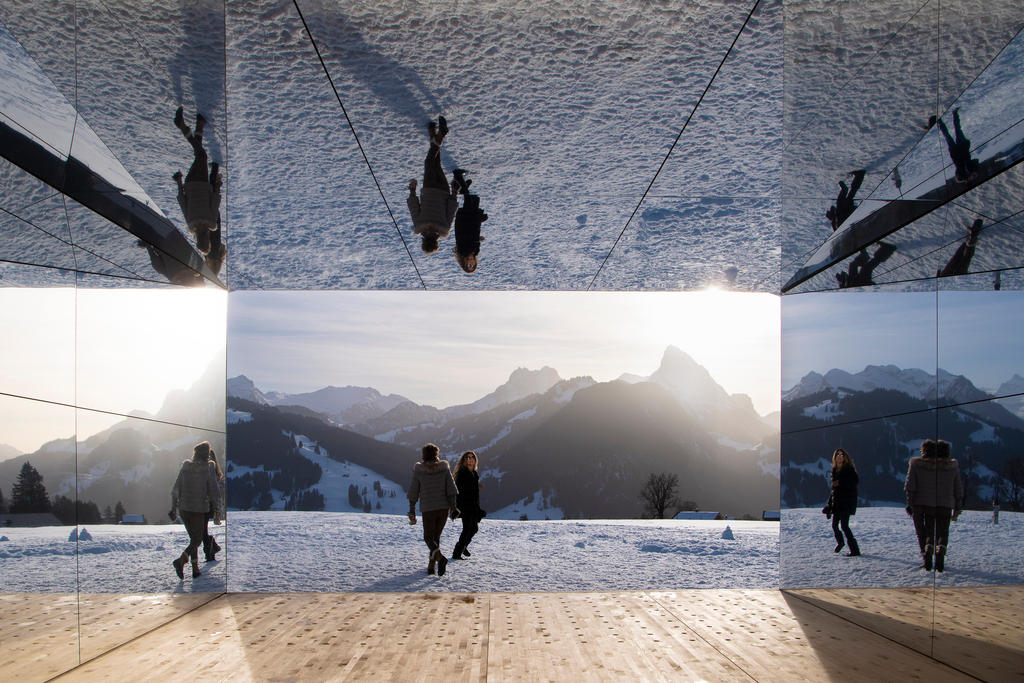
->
<box><xmin>823</xmin><ymin>448</ymin><xmax>860</xmax><ymax>556</ymax></box>
<box><xmin>452</xmin><ymin>451</ymin><xmax>485</xmax><ymax>560</ymax></box>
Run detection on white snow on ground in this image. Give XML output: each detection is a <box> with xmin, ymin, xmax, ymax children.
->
<box><xmin>2</xmin><ymin>509</ymin><xmax>1018</xmax><ymax>595</ymax></box>
<box><xmin>0</xmin><ymin>523</ymin><xmax>225</xmax><ymax>594</ymax></box>
<box><xmin>781</xmin><ymin>508</ymin><xmax>1023</xmax><ymax>588</ymax></box>
<box><xmin>226</xmin><ymin>512</ymin><xmax>779</xmax><ymax>593</ymax></box>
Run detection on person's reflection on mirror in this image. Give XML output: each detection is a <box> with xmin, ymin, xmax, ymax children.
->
<box><xmin>826</xmin><ymin>169</ymin><xmax>866</xmax><ymax>230</ymax></box>
<box><xmin>172</xmin><ymin>107</ymin><xmax>222</xmax><ymax>257</ymax></box>
<box><xmin>891</xmin><ymin>167</ymin><xmax>903</xmax><ymax>196</ymax></box>
<box><xmin>169</xmin><ymin>441</ymin><xmax>222</xmax><ymax>580</ymax></box>
<box><xmin>823</xmin><ymin>448</ymin><xmax>860</xmax><ymax>556</ymax></box>
<box><xmin>936</xmin><ymin>109</ymin><xmax>980</xmax><ymax>183</ymax></box>
<box><xmin>451</xmin><ymin>169</ymin><xmax>487</xmax><ymax>273</ymax></box>
<box><xmin>408</xmin><ymin>116</ymin><xmax>457</xmax><ymax>254</ymax></box>
<box><xmin>905</xmin><ymin>439</ymin><xmax>963</xmax><ymax>572</ymax></box>
<box><xmin>937</xmin><ymin>219</ymin><xmax>983</xmax><ymax>278</ymax></box>
<box><xmin>137</xmin><ymin>239</ymin><xmax>203</xmax><ymax>286</ymax></box>
<box><xmin>201</xmin><ymin>448</ymin><xmax>226</xmax><ymax>562</ymax></box>
<box><xmin>992</xmin><ymin>497</ymin><xmax>1000</xmax><ymax>524</ymax></box>
<box><xmin>835</xmin><ymin>241</ymin><xmax>896</xmax><ymax>288</ymax></box>
<box><xmin>452</xmin><ymin>451</ymin><xmax>485</xmax><ymax>560</ymax></box>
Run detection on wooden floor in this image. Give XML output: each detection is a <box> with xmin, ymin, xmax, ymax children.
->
<box><xmin>16</xmin><ymin>587</ymin><xmax>1015</xmax><ymax>682</ymax></box>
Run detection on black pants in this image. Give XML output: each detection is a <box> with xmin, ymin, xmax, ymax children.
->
<box><xmin>180</xmin><ymin>511</ymin><xmax>206</xmax><ymax>562</ymax></box>
<box><xmin>832</xmin><ymin>513</ymin><xmax>856</xmax><ymax>547</ymax></box>
<box><xmin>185</xmin><ymin>134</ymin><xmax>209</xmax><ymax>184</ymax></box>
<box><xmin>421</xmin><ymin>508</ymin><xmax>448</xmax><ymax>556</ymax></box>
<box><xmin>916</xmin><ymin>506</ymin><xmax>952</xmax><ymax>550</ymax></box>
<box><xmin>456</xmin><ymin>513</ymin><xmax>479</xmax><ymax>551</ymax></box>
<box><xmin>422</xmin><ymin>144</ymin><xmax>446</xmax><ymax>189</ymax></box>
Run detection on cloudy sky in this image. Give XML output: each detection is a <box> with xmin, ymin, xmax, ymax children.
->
<box><xmin>228</xmin><ymin>290</ymin><xmax>782</xmax><ymax>416</ymax></box>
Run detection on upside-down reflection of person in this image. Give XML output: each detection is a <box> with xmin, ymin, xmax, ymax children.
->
<box><xmin>172</xmin><ymin>106</ymin><xmax>225</xmax><ymax>266</ymax></box>
<box><xmin>408</xmin><ymin>116</ymin><xmax>458</xmax><ymax>254</ymax></box>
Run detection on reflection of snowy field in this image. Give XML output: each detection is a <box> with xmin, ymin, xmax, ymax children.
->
<box><xmin>0</xmin><ymin>524</ymin><xmax>225</xmax><ymax>594</ymax></box>
<box><xmin>226</xmin><ymin>512</ymin><xmax>779</xmax><ymax>593</ymax></box>
<box><xmin>782</xmin><ymin>508</ymin><xmax>1023</xmax><ymax>588</ymax></box>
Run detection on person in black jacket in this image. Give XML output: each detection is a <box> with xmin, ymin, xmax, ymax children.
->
<box><xmin>452</xmin><ymin>450</ymin><xmax>485</xmax><ymax>560</ymax></box>
<box><xmin>451</xmin><ymin>169</ymin><xmax>487</xmax><ymax>273</ymax></box>
<box><xmin>823</xmin><ymin>448</ymin><xmax>860</xmax><ymax>556</ymax></box>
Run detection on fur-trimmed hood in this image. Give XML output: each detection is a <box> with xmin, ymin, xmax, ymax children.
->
<box><xmin>908</xmin><ymin>455</ymin><xmax>959</xmax><ymax>471</ymax></box>
<box><xmin>414</xmin><ymin>460</ymin><xmax>451</xmax><ymax>474</ymax></box>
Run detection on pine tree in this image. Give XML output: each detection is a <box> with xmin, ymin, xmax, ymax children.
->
<box><xmin>114</xmin><ymin>501</ymin><xmax>126</xmax><ymax>522</ymax></box>
<box><xmin>10</xmin><ymin>461</ymin><xmax>51</xmax><ymax>513</ymax></box>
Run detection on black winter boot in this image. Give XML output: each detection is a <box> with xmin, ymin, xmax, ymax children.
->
<box><xmin>452</xmin><ymin>543</ymin><xmax>464</xmax><ymax>560</ymax></box>
<box><xmin>935</xmin><ymin>545</ymin><xmax>946</xmax><ymax>572</ymax></box>
<box><xmin>845</xmin><ymin>538</ymin><xmax>860</xmax><ymax>557</ymax></box>
<box><xmin>923</xmin><ymin>544</ymin><xmax>933</xmax><ymax>571</ymax></box>
<box><xmin>172</xmin><ymin>553</ymin><xmax>187</xmax><ymax>579</ymax></box>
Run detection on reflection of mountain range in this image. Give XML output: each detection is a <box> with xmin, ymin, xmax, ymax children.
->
<box><xmin>782</xmin><ymin>365</ymin><xmax>1024</xmax><ymax>509</ymax></box>
<box><xmin>228</xmin><ymin>347</ymin><xmax>780</xmax><ymax>519</ymax></box>
<box><xmin>0</xmin><ymin>357</ymin><xmax>225</xmax><ymax>525</ymax></box>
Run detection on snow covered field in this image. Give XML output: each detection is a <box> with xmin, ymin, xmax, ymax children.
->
<box><xmin>782</xmin><ymin>507</ymin><xmax>1023</xmax><ymax>588</ymax></box>
<box><xmin>2</xmin><ymin>508</ymin><xmax>1018</xmax><ymax>595</ymax></box>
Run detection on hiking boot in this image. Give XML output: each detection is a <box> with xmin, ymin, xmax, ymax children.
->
<box><xmin>192</xmin><ymin>563</ymin><xmax>201</xmax><ymax>578</ymax></box>
<box><xmin>461</xmin><ymin>548</ymin><xmax>470</xmax><ymax>558</ymax></box>
<box><xmin>452</xmin><ymin>544</ymin><xmax>464</xmax><ymax>560</ymax></box>
<box><xmin>935</xmin><ymin>546</ymin><xmax>946</xmax><ymax>572</ymax></box>
<box><xmin>834</xmin><ymin>541</ymin><xmax>843</xmax><ymax>553</ymax></box>
<box><xmin>923</xmin><ymin>545</ymin><xmax>933</xmax><ymax>571</ymax></box>
<box><xmin>174</xmin><ymin>106</ymin><xmax>188</xmax><ymax>134</ymax></box>
<box><xmin>195</xmin><ymin>112</ymin><xmax>208</xmax><ymax>135</ymax></box>
<box><xmin>437</xmin><ymin>554</ymin><xmax>448</xmax><ymax>576</ymax></box>
<box><xmin>172</xmin><ymin>556</ymin><xmax>185</xmax><ymax>579</ymax></box>
<box><xmin>437</xmin><ymin>115</ymin><xmax>448</xmax><ymax>139</ymax></box>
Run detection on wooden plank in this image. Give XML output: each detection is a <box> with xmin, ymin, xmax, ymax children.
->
<box><xmin>651</xmin><ymin>589</ymin><xmax>969</xmax><ymax>682</ymax></box>
<box><xmin>784</xmin><ymin>587</ymin><xmax>935</xmax><ymax>654</ymax></box>
<box><xmin>932</xmin><ymin>587</ymin><xmax>1024</xmax><ymax>683</ymax></box>
<box><xmin>485</xmin><ymin>592</ymin><xmax>748</xmax><ymax>682</ymax></box>
<box><xmin>35</xmin><ymin>590</ymin><xmax>1020</xmax><ymax>682</ymax></box>
<box><xmin>78</xmin><ymin>592</ymin><xmax>219</xmax><ymax>663</ymax></box>
<box><xmin>0</xmin><ymin>593</ymin><xmax>79</xmax><ymax>683</ymax></box>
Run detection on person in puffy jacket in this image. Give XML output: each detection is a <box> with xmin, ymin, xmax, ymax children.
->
<box><xmin>407</xmin><ymin>443</ymin><xmax>457</xmax><ymax>576</ymax></box>
<box><xmin>452</xmin><ymin>450</ymin><xmax>485</xmax><ymax>560</ymax></box>
<box><xmin>408</xmin><ymin>116</ymin><xmax>458</xmax><ymax>254</ymax></box>
<box><xmin>170</xmin><ymin>441</ymin><xmax>222</xmax><ymax>579</ymax></box>
<box><xmin>905</xmin><ymin>439</ymin><xmax>963</xmax><ymax>572</ymax></box>
<box><xmin>172</xmin><ymin>106</ymin><xmax>222</xmax><ymax>258</ymax></box>
<box><xmin>824</xmin><ymin>448</ymin><xmax>860</xmax><ymax>556</ymax></box>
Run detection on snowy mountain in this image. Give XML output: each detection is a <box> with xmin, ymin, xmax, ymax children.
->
<box><xmin>444</xmin><ymin>366</ymin><xmax>562</xmax><ymax>418</ymax></box>
<box><xmin>226</xmin><ymin>374</ymin><xmax>271</xmax><ymax>404</ymax></box>
<box><xmin>783</xmin><ymin>364</ymin><xmax>964</xmax><ymax>404</ymax></box>
<box><xmin>228</xmin><ymin>347</ymin><xmax>781</xmax><ymax>520</ymax></box>
<box><xmin>227</xmin><ymin>376</ymin><xmax>409</xmax><ymax>425</ymax></box>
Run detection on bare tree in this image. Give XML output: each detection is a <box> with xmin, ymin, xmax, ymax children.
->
<box><xmin>639</xmin><ymin>472</ymin><xmax>682</xmax><ymax>519</ymax></box>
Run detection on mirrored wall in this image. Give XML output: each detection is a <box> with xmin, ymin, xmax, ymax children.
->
<box><xmin>0</xmin><ymin>1</ymin><xmax>227</xmax><ymax>679</ymax></box>
<box><xmin>780</xmin><ymin>1</ymin><xmax>1024</xmax><ymax>677</ymax></box>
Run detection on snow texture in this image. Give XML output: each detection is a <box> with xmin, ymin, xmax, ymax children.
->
<box><xmin>781</xmin><ymin>507</ymin><xmax>1023</xmax><ymax>588</ymax></box>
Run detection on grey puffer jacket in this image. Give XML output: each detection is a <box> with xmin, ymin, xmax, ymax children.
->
<box><xmin>407</xmin><ymin>460</ymin><xmax>457</xmax><ymax>514</ymax></box>
<box><xmin>407</xmin><ymin>187</ymin><xmax>457</xmax><ymax>237</ymax></box>
<box><xmin>905</xmin><ymin>455</ymin><xmax>963</xmax><ymax>509</ymax></box>
<box><xmin>171</xmin><ymin>458</ymin><xmax>221</xmax><ymax>515</ymax></box>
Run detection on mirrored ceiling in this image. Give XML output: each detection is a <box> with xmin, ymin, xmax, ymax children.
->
<box><xmin>225</xmin><ymin>0</ymin><xmax>782</xmax><ymax>290</ymax></box>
